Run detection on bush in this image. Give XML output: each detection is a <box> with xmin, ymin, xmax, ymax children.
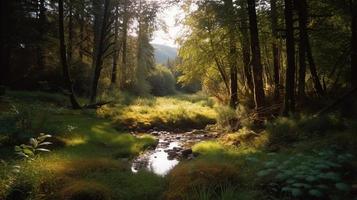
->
<box><xmin>147</xmin><ymin>65</ymin><xmax>176</xmax><ymax>96</ymax></box>
<box><xmin>266</xmin><ymin>114</ymin><xmax>347</xmax><ymax>146</ymax></box>
<box><xmin>255</xmin><ymin>149</ymin><xmax>355</xmax><ymax>199</ymax></box>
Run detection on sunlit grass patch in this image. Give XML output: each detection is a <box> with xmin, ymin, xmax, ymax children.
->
<box><xmin>98</xmin><ymin>94</ymin><xmax>217</xmax><ymax>130</ymax></box>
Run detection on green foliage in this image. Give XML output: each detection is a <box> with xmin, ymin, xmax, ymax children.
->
<box><xmin>147</xmin><ymin>65</ymin><xmax>176</xmax><ymax>96</ymax></box>
<box><xmin>266</xmin><ymin>114</ymin><xmax>347</xmax><ymax>146</ymax></box>
<box><xmin>256</xmin><ymin>149</ymin><xmax>354</xmax><ymax>199</ymax></box>
<box><xmin>15</xmin><ymin>133</ymin><xmax>52</xmax><ymax>159</ymax></box>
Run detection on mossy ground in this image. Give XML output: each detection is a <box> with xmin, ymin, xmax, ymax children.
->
<box><xmin>0</xmin><ymin>91</ymin><xmax>356</xmax><ymax>200</ymax></box>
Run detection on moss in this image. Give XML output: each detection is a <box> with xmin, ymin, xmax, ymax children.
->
<box><xmin>165</xmin><ymin>160</ymin><xmax>240</xmax><ymax>200</ymax></box>
<box><xmin>59</xmin><ymin>180</ymin><xmax>111</xmax><ymax>200</ymax></box>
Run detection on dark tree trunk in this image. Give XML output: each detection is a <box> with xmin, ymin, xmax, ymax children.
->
<box><xmin>111</xmin><ymin>6</ymin><xmax>120</xmax><ymax>85</ymax></box>
<box><xmin>351</xmin><ymin>0</ymin><xmax>357</xmax><ymax>88</ymax></box>
<box><xmin>68</xmin><ymin>1</ymin><xmax>74</xmax><ymax>64</ymax></box>
<box><xmin>306</xmin><ymin>39</ymin><xmax>324</xmax><ymax>96</ymax></box>
<box><xmin>1</xmin><ymin>0</ymin><xmax>11</xmax><ymax>86</ymax></box>
<box><xmin>239</xmin><ymin>1</ymin><xmax>254</xmax><ymax>94</ymax></box>
<box><xmin>271</xmin><ymin>0</ymin><xmax>281</xmax><ymax>100</ymax></box>
<box><xmin>297</xmin><ymin>0</ymin><xmax>307</xmax><ymax>99</ymax></box>
<box><xmin>296</xmin><ymin>0</ymin><xmax>324</xmax><ymax>96</ymax></box>
<box><xmin>37</xmin><ymin>0</ymin><xmax>46</xmax><ymax>70</ymax></box>
<box><xmin>247</xmin><ymin>0</ymin><xmax>266</xmax><ymax>111</ymax></box>
<box><xmin>90</xmin><ymin>0</ymin><xmax>110</xmax><ymax>103</ymax></box>
<box><xmin>58</xmin><ymin>0</ymin><xmax>81</xmax><ymax>109</ymax></box>
<box><xmin>283</xmin><ymin>0</ymin><xmax>296</xmax><ymax>115</ymax></box>
<box><xmin>121</xmin><ymin>0</ymin><xmax>129</xmax><ymax>89</ymax></box>
<box><xmin>226</xmin><ymin>0</ymin><xmax>238</xmax><ymax>108</ymax></box>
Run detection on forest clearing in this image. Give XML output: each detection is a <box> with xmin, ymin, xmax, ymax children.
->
<box><xmin>1</xmin><ymin>0</ymin><xmax>357</xmax><ymax>199</ymax></box>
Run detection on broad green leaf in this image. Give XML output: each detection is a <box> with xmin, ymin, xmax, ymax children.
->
<box><xmin>335</xmin><ymin>183</ymin><xmax>350</xmax><ymax>191</ymax></box>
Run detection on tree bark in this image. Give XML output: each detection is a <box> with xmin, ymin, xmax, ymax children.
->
<box><xmin>271</xmin><ymin>0</ymin><xmax>281</xmax><ymax>100</ymax></box>
<box><xmin>90</xmin><ymin>0</ymin><xmax>111</xmax><ymax>103</ymax></box>
<box><xmin>58</xmin><ymin>0</ymin><xmax>81</xmax><ymax>109</ymax></box>
<box><xmin>239</xmin><ymin>1</ymin><xmax>254</xmax><ymax>94</ymax></box>
<box><xmin>283</xmin><ymin>0</ymin><xmax>296</xmax><ymax>115</ymax></box>
<box><xmin>351</xmin><ymin>0</ymin><xmax>357</xmax><ymax>88</ymax></box>
<box><xmin>225</xmin><ymin>0</ymin><xmax>238</xmax><ymax>109</ymax></box>
<box><xmin>0</xmin><ymin>0</ymin><xmax>10</xmax><ymax>86</ymax></box>
<box><xmin>121</xmin><ymin>0</ymin><xmax>129</xmax><ymax>89</ymax></box>
<box><xmin>68</xmin><ymin>0</ymin><xmax>74</xmax><ymax>64</ymax></box>
<box><xmin>297</xmin><ymin>0</ymin><xmax>307</xmax><ymax>99</ymax></box>
<box><xmin>247</xmin><ymin>0</ymin><xmax>266</xmax><ymax>111</ymax></box>
<box><xmin>111</xmin><ymin>5</ymin><xmax>120</xmax><ymax>85</ymax></box>
<box><xmin>37</xmin><ymin>0</ymin><xmax>46</xmax><ymax>70</ymax></box>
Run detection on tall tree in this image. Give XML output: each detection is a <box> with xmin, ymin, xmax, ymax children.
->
<box><xmin>351</xmin><ymin>0</ymin><xmax>357</xmax><ymax>88</ymax></box>
<box><xmin>224</xmin><ymin>0</ymin><xmax>238</xmax><ymax>108</ymax></box>
<box><xmin>271</xmin><ymin>0</ymin><xmax>281</xmax><ymax>100</ymax></box>
<box><xmin>297</xmin><ymin>0</ymin><xmax>324</xmax><ymax>96</ymax></box>
<box><xmin>239</xmin><ymin>0</ymin><xmax>254</xmax><ymax>95</ymax></box>
<box><xmin>297</xmin><ymin>0</ymin><xmax>307</xmax><ymax>99</ymax></box>
<box><xmin>37</xmin><ymin>0</ymin><xmax>46</xmax><ymax>70</ymax></box>
<box><xmin>247</xmin><ymin>0</ymin><xmax>265</xmax><ymax>111</ymax></box>
<box><xmin>120</xmin><ymin>0</ymin><xmax>129</xmax><ymax>89</ymax></box>
<box><xmin>111</xmin><ymin>5</ymin><xmax>120</xmax><ymax>86</ymax></box>
<box><xmin>58</xmin><ymin>0</ymin><xmax>81</xmax><ymax>109</ymax></box>
<box><xmin>90</xmin><ymin>0</ymin><xmax>112</xmax><ymax>103</ymax></box>
<box><xmin>283</xmin><ymin>0</ymin><xmax>296</xmax><ymax>114</ymax></box>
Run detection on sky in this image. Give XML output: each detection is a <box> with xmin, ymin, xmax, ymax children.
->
<box><xmin>152</xmin><ymin>5</ymin><xmax>184</xmax><ymax>48</ymax></box>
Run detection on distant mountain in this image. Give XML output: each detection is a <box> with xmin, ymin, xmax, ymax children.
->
<box><xmin>152</xmin><ymin>43</ymin><xmax>178</xmax><ymax>64</ymax></box>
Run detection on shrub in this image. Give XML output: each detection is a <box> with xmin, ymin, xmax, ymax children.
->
<box><xmin>147</xmin><ymin>65</ymin><xmax>176</xmax><ymax>96</ymax></box>
<box><xmin>255</xmin><ymin>149</ymin><xmax>354</xmax><ymax>199</ymax></box>
<box><xmin>266</xmin><ymin>114</ymin><xmax>347</xmax><ymax>146</ymax></box>
<box><xmin>215</xmin><ymin>106</ymin><xmax>238</xmax><ymax>130</ymax></box>
<box><xmin>165</xmin><ymin>161</ymin><xmax>240</xmax><ymax>200</ymax></box>
<box><xmin>59</xmin><ymin>180</ymin><xmax>111</xmax><ymax>200</ymax></box>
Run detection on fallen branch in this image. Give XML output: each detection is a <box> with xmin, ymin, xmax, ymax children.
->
<box><xmin>82</xmin><ymin>101</ymin><xmax>112</xmax><ymax>109</ymax></box>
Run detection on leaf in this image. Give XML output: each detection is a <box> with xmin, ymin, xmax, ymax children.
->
<box><xmin>335</xmin><ymin>183</ymin><xmax>350</xmax><ymax>191</ymax></box>
<box><xmin>308</xmin><ymin>189</ymin><xmax>323</xmax><ymax>197</ymax></box>
<box><xmin>36</xmin><ymin>148</ymin><xmax>50</xmax><ymax>152</ymax></box>
<box><xmin>305</xmin><ymin>176</ymin><xmax>317</xmax><ymax>182</ymax></box>
<box><xmin>38</xmin><ymin>142</ymin><xmax>52</xmax><ymax>146</ymax></box>
<box><xmin>23</xmin><ymin>148</ymin><xmax>34</xmax><ymax>156</ymax></box>
<box><xmin>291</xmin><ymin>188</ymin><xmax>303</xmax><ymax>197</ymax></box>
<box><xmin>29</xmin><ymin>138</ymin><xmax>38</xmax><ymax>147</ymax></box>
<box><xmin>257</xmin><ymin>170</ymin><xmax>271</xmax><ymax>177</ymax></box>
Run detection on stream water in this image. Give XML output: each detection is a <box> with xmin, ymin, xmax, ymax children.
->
<box><xmin>131</xmin><ymin>130</ymin><xmax>216</xmax><ymax>176</ymax></box>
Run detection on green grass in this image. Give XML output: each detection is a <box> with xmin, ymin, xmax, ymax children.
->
<box><xmin>0</xmin><ymin>91</ymin><xmax>164</xmax><ymax>200</ymax></box>
<box><xmin>1</xmin><ymin>91</ymin><xmax>356</xmax><ymax>200</ymax></box>
<box><xmin>97</xmin><ymin>93</ymin><xmax>217</xmax><ymax>130</ymax></box>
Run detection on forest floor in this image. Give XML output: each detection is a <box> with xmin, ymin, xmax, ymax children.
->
<box><xmin>0</xmin><ymin>91</ymin><xmax>356</xmax><ymax>200</ymax></box>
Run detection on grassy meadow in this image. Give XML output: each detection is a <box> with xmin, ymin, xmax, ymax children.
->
<box><xmin>0</xmin><ymin>91</ymin><xmax>356</xmax><ymax>200</ymax></box>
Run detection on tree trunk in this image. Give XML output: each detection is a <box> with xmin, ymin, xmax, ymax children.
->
<box><xmin>297</xmin><ymin>0</ymin><xmax>307</xmax><ymax>99</ymax></box>
<box><xmin>247</xmin><ymin>0</ymin><xmax>266</xmax><ymax>111</ymax></box>
<box><xmin>68</xmin><ymin>0</ymin><xmax>74</xmax><ymax>64</ymax></box>
<box><xmin>111</xmin><ymin>6</ymin><xmax>120</xmax><ymax>85</ymax></box>
<box><xmin>37</xmin><ymin>0</ymin><xmax>46</xmax><ymax>70</ymax></box>
<box><xmin>58</xmin><ymin>0</ymin><xmax>81</xmax><ymax>109</ymax></box>
<box><xmin>0</xmin><ymin>0</ymin><xmax>10</xmax><ymax>86</ymax></box>
<box><xmin>226</xmin><ymin>0</ymin><xmax>238</xmax><ymax>108</ymax></box>
<box><xmin>297</xmin><ymin>0</ymin><xmax>324</xmax><ymax>96</ymax></box>
<box><xmin>351</xmin><ymin>0</ymin><xmax>357</xmax><ymax>88</ymax></box>
<box><xmin>121</xmin><ymin>0</ymin><xmax>129</xmax><ymax>89</ymax></box>
<box><xmin>283</xmin><ymin>0</ymin><xmax>296</xmax><ymax>115</ymax></box>
<box><xmin>271</xmin><ymin>0</ymin><xmax>280</xmax><ymax>100</ymax></box>
<box><xmin>90</xmin><ymin>0</ymin><xmax>111</xmax><ymax>103</ymax></box>
<box><xmin>239</xmin><ymin>1</ymin><xmax>254</xmax><ymax>94</ymax></box>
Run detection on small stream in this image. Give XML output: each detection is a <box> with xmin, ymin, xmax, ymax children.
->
<box><xmin>131</xmin><ymin>130</ymin><xmax>216</xmax><ymax>176</ymax></box>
